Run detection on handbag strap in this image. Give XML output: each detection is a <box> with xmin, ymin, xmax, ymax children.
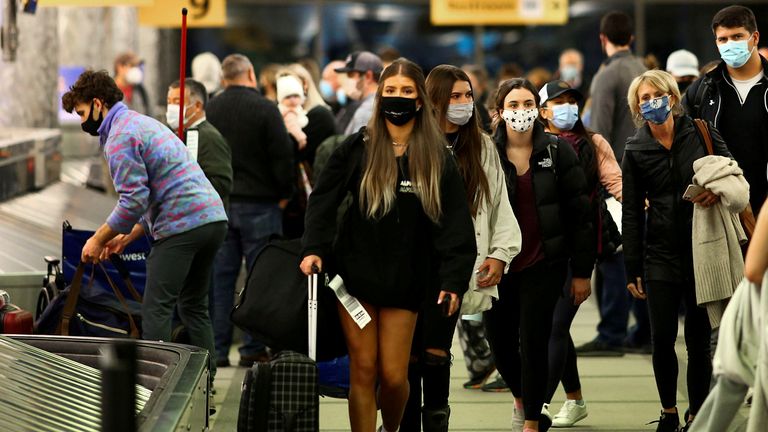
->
<box><xmin>109</xmin><ymin>254</ymin><xmax>143</xmax><ymax>303</ymax></box>
<box><xmin>98</xmin><ymin>263</ymin><xmax>141</xmax><ymax>338</ymax></box>
<box><xmin>58</xmin><ymin>263</ymin><xmax>90</xmax><ymax>336</ymax></box>
<box><xmin>693</xmin><ymin>118</ymin><xmax>714</xmax><ymax>156</ymax></box>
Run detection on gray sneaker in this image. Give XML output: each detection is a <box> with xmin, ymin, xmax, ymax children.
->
<box><xmin>575</xmin><ymin>339</ymin><xmax>625</xmax><ymax>357</ymax></box>
<box><xmin>481</xmin><ymin>375</ymin><xmax>510</xmax><ymax>392</ymax></box>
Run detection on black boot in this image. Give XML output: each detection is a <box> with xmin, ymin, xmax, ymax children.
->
<box><xmin>422</xmin><ymin>405</ymin><xmax>450</xmax><ymax>432</ymax></box>
<box><xmin>649</xmin><ymin>410</ymin><xmax>679</xmax><ymax>432</ymax></box>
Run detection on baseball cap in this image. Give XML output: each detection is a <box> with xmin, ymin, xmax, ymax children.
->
<box><xmin>666</xmin><ymin>50</ymin><xmax>699</xmax><ymax>78</ymax></box>
<box><xmin>334</xmin><ymin>51</ymin><xmax>383</xmax><ymax>75</ymax></box>
<box><xmin>538</xmin><ymin>80</ymin><xmax>583</xmax><ymax>105</ymax></box>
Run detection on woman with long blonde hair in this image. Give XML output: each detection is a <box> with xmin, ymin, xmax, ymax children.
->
<box><xmin>300</xmin><ymin>58</ymin><xmax>477</xmax><ymax>432</ymax></box>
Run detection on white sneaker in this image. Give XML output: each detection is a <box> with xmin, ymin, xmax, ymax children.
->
<box><xmin>511</xmin><ymin>406</ymin><xmax>525</xmax><ymax>431</ymax></box>
<box><xmin>552</xmin><ymin>400</ymin><xmax>588</xmax><ymax>427</ymax></box>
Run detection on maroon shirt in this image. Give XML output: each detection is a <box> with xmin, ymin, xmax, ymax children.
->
<box><xmin>509</xmin><ymin>169</ymin><xmax>546</xmax><ymax>272</ymax></box>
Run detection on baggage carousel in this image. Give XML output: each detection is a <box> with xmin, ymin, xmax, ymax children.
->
<box><xmin>0</xmin><ymin>335</ymin><xmax>211</xmax><ymax>432</ymax></box>
<box><xmin>0</xmin><ymin>181</ymin><xmax>115</xmax><ymax>312</ymax></box>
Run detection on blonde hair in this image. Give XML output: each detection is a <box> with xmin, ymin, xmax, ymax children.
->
<box><xmin>360</xmin><ymin>58</ymin><xmax>447</xmax><ymax>223</ymax></box>
<box><xmin>627</xmin><ymin>70</ymin><xmax>684</xmax><ymax>127</ymax></box>
<box><xmin>276</xmin><ymin>64</ymin><xmax>329</xmax><ymax>112</ymax></box>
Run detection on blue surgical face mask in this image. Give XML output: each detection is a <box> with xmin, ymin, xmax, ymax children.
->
<box><xmin>336</xmin><ymin>88</ymin><xmax>347</xmax><ymax>106</ymax></box>
<box><xmin>640</xmin><ymin>95</ymin><xmax>672</xmax><ymax>125</ymax></box>
<box><xmin>560</xmin><ymin>65</ymin><xmax>580</xmax><ymax>83</ymax></box>
<box><xmin>550</xmin><ymin>103</ymin><xmax>579</xmax><ymax>130</ymax></box>
<box><xmin>718</xmin><ymin>35</ymin><xmax>755</xmax><ymax>69</ymax></box>
<box><xmin>319</xmin><ymin>80</ymin><xmax>334</xmax><ymax>100</ymax></box>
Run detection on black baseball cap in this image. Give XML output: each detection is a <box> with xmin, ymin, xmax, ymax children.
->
<box><xmin>334</xmin><ymin>51</ymin><xmax>383</xmax><ymax>75</ymax></box>
<box><xmin>538</xmin><ymin>80</ymin><xmax>584</xmax><ymax>105</ymax></box>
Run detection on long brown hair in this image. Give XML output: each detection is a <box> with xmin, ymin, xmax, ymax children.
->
<box><xmin>426</xmin><ymin>65</ymin><xmax>490</xmax><ymax>217</ymax></box>
<box><xmin>360</xmin><ymin>58</ymin><xmax>446</xmax><ymax>223</ymax></box>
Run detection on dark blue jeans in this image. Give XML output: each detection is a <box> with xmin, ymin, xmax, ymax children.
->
<box><xmin>596</xmin><ymin>252</ymin><xmax>651</xmax><ymax>347</ymax></box>
<box><xmin>211</xmin><ymin>201</ymin><xmax>282</xmax><ymax>360</ymax></box>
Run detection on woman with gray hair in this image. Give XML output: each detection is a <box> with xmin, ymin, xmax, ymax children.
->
<box><xmin>622</xmin><ymin>69</ymin><xmax>731</xmax><ymax>432</ymax></box>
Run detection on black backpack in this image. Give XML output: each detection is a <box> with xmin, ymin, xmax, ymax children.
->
<box><xmin>230</xmin><ymin>238</ymin><xmax>347</xmax><ymax>362</ymax></box>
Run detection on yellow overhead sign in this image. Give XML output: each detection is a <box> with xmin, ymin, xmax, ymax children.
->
<box><xmin>138</xmin><ymin>0</ymin><xmax>227</xmax><ymax>28</ymax></box>
<box><xmin>431</xmin><ymin>0</ymin><xmax>568</xmax><ymax>26</ymax></box>
<box><xmin>41</xmin><ymin>0</ymin><xmax>152</xmax><ymax>6</ymax></box>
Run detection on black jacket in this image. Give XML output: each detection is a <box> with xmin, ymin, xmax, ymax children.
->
<box><xmin>300</xmin><ymin>105</ymin><xmax>337</xmax><ymax>167</ymax></box>
<box><xmin>622</xmin><ymin>115</ymin><xmax>732</xmax><ymax>284</ymax></box>
<box><xmin>206</xmin><ymin>86</ymin><xmax>294</xmax><ymax>202</ymax></box>
<box><xmin>682</xmin><ymin>58</ymin><xmax>768</xmax><ymax>214</ymax></box>
<box><xmin>302</xmin><ymin>131</ymin><xmax>477</xmax><ymax>309</ymax></box>
<box><xmin>493</xmin><ymin>123</ymin><xmax>595</xmax><ymax>278</ymax></box>
<box><xmin>567</xmin><ymin>133</ymin><xmax>622</xmax><ymax>260</ymax></box>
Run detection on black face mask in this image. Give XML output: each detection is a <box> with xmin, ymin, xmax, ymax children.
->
<box><xmin>81</xmin><ymin>100</ymin><xmax>104</xmax><ymax>136</ymax></box>
<box><xmin>381</xmin><ymin>96</ymin><xmax>418</xmax><ymax>126</ymax></box>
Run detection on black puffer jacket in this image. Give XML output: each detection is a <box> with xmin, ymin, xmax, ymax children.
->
<box><xmin>494</xmin><ymin>123</ymin><xmax>595</xmax><ymax>278</ymax></box>
<box><xmin>622</xmin><ymin>115</ymin><xmax>731</xmax><ymax>284</ymax></box>
<box><xmin>566</xmin><ymin>134</ymin><xmax>622</xmax><ymax>261</ymax></box>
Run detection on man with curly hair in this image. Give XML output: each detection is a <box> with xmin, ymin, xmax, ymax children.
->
<box><xmin>62</xmin><ymin>70</ymin><xmax>228</xmax><ymax>388</ymax></box>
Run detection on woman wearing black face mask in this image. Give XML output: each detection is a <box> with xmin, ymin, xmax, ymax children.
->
<box><xmin>399</xmin><ymin>65</ymin><xmax>522</xmax><ymax>432</ymax></box>
<box><xmin>300</xmin><ymin>58</ymin><xmax>476</xmax><ymax>432</ymax></box>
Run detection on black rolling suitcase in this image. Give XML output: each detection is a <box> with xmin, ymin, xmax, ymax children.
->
<box><xmin>237</xmin><ymin>274</ymin><xmax>322</xmax><ymax>432</ymax></box>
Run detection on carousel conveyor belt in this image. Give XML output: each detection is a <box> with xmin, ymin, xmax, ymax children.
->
<box><xmin>0</xmin><ymin>182</ymin><xmax>115</xmax><ymax>311</ymax></box>
<box><xmin>0</xmin><ymin>181</ymin><xmax>114</xmax><ymax>274</ymax></box>
<box><xmin>0</xmin><ymin>335</ymin><xmax>211</xmax><ymax>432</ymax></box>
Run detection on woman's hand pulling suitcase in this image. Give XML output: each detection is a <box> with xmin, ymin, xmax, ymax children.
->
<box><xmin>300</xmin><ymin>255</ymin><xmax>323</xmax><ymax>275</ymax></box>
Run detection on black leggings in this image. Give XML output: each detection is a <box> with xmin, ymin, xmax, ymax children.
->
<box><xmin>546</xmin><ymin>268</ymin><xmax>582</xmax><ymax>402</ymax></box>
<box><xmin>646</xmin><ymin>279</ymin><xmax>712</xmax><ymax>414</ymax></box>
<box><xmin>401</xmin><ymin>293</ymin><xmax>461</xmax><ymax>431</ymax></box>
<box><xmin>484</xmin><ymin>260</ymin><xmax>568</xmax><ymax>421</ymax></box>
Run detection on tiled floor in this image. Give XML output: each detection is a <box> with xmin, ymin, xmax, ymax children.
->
<box><xmin>209</xmin><ymin>298</ymin><xmax>750</xmax><ymax>431</ymax></box>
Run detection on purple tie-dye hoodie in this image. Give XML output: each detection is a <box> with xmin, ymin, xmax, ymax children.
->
<box><xmin>98</xmin><ymin>102</ymin><xmax>227</xmax><ymax>240</ymax></box>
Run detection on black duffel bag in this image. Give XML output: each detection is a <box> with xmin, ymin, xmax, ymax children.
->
<box><xmin>231</xmin><ymin>238</ymin><xmax>347</xmax><ymax>362</ymax></box>
<box><xmin>35</xmin><ymin>260</ymin><xmax>142</xmax><ymax>338</ymax></box>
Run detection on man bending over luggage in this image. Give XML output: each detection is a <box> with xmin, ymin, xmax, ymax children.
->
<box><xmin>62</xmin><ymin>70</ymin><xmax>228</xmax><ymax>384</ymax></box>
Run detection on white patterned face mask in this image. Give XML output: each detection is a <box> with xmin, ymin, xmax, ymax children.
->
<box><xmin>502</xmin><ymin>108</ymin><xmax>539</xmax><ymax>133</ymax></box>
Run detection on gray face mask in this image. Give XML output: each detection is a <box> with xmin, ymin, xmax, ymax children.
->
<box><xmin>446</xmin><ymin>102</ymin><xmax>474</xmax><ymax>126</ymax></box>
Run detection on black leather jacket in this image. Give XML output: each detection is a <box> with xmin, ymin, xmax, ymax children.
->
<box><xmin>622</xmin><ymin>115</ymin><xmax>731</xmax><ymax>284</ymax></box>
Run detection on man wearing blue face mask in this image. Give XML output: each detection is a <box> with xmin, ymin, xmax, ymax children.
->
<box><xmin>683</xmin><ymin>5</ymin><xmax>768</xmax><ymax>215</ymax></box>
<box><xmin>557</xmin><ymin>49</ymin><xmax>590</xmax><ymax>112</ymax></box>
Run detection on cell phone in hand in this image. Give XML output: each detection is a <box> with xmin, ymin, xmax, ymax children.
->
<box><xmin>440</xmin><ymin>294</ymin><xmax>452</xmax><ymax>317</ymax></box>
<box><xmin>683</xmin><ymin>184</ymin><xmax>707</xmax><ymax>201</ymax></box>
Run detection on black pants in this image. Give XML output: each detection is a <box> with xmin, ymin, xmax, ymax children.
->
<box><xmin>401</xmin><ymin>292</ymin><xmax>461</xmax><ymax>431</ymax></box>
<box><xmin>546</xmin><ymin>267</ymin><xmax>582</xmax><ymax>402</ymax></box>
<box><xmin>646</xmin><ymin>279</ymin><xmax>712</xmax><ymax>414</ymax></box>
<box><xmin>144</xmin><ymin>221</ymin><xmax>227</xmax><ymax>379</ymax></box>
<box><xmin>484</xmin><ymin>260</ymin><xmax>568</xmax><ymax>421</ymax></box>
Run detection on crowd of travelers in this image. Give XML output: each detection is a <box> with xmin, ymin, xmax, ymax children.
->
<box><xmin>62</xmin><ymin>4</ymin><xmax>768</xmax><ymax>432</ymax></box>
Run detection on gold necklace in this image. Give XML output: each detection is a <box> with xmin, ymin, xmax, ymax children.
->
<box><xmin>392</xmin><ymin>140</ymin><xmax>408</xmax><ymax>147</ymax></box>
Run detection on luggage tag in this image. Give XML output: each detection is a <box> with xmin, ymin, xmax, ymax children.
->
<box><xmin>328</xmin><ymin>276</ymin><xmax>371</xmax><ymax>330</ymax></box>
<box><xmin>186</xmin><ymin>129</ymin><xmax>199</xmax><ymax>161</ymax></box>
